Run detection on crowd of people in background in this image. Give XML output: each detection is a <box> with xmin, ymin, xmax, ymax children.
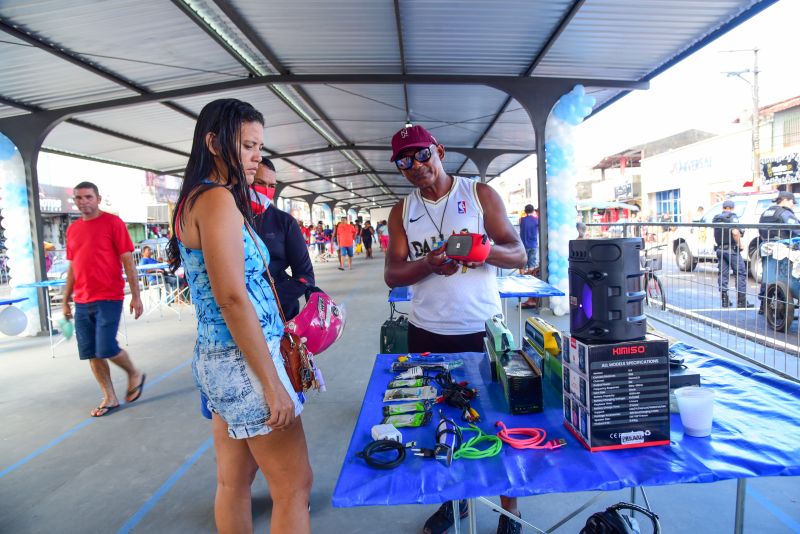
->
<box><xmin>290</xmin><ymin>216</ymin><xmax>390</xmax><ymax>267</ymax></box>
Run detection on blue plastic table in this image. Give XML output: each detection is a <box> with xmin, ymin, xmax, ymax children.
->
<box><xmin>135</xmin><ymin>263</ymin><xmax>182</xmax><ymax>319</ymax></box>
<box><xmin>388</xmin><ymin>275</ymin><xmax>563</xmax><ymax>344</ymax></box>
<box><xmin>496</xmin><ymin>275</ymin><xmax>564</xmax><ymax>341</ymax></box>
<box><xmin>388</xmin><ymin>286</ymin><xmax>411</xmax><ymax>303</ymax></box>
<box><xmin>0</xmin><ymin>297</ymin><xmax>28</xmax><ymax>306</ymax></box>
<box><xmin>16</xmin><ymin>280</ymin><xmax>67</xmax><ymax>358</ymax></box>
<box><xmin>333</xmin><ymin>347</ymin><xmax>800</xmax><ymax>533</ymax></box>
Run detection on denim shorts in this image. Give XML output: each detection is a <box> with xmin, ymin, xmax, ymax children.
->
<box><xmin>525</xmin><ymin>247</ymin><xmax>538</xmax><ymax>268</ymax></box>
<box><xmin>340</xmin><ymin>245</ymin><xmax>354</xmax><ymax>257</ymax></box>
<box><xmin>74</xmin><ymin>300</ymin><xmax>123</xmax><ymax>360</ymax></box>
<box><xmin>192</xmin><ymin>339</ymin><xmax>303</xmax><ymax>439</ymax></box>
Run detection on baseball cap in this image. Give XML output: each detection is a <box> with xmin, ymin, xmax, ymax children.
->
<box><xmin>775</xmin><ymin>191</ymin><xmax>795</xmax><ymax>202</ymax></box>
<box><xmin>389</xmin><ymin>125</ymin><xmax>438</xmax><ymax>162</ymax></box>
<box><xmin>722</xmin><ymin>200</ymin><xmax>735</xmax><ymax>209</ymax></box>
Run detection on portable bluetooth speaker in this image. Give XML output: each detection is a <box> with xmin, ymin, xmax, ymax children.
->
<box><xmin>445</xmin><ymin>232</ymin><xmax>491</xmax><ymax>263</ymax></box>
<box><xmin>568</xmin><ymin>238</ymin><xmax>646</xmax><ymax>342</ymax></box>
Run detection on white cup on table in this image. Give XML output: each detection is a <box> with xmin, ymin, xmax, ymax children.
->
<box><xmin>674</xmin><ymin>386</ymin><xmax>715</xmax><ymax>437</ymax></box>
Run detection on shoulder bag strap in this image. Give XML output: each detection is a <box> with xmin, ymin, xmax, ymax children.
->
<box><xmin>244</xmin><ymin>222</ymin><xmax>287</xmax><ymax>324</ymax></box>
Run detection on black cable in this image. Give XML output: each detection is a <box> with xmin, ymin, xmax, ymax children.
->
<box><xmin>432</xmin><ymin>371</ymin><xmax>479</xmax><ymax>422</ymax></box>
<box><xmin>356</xmin><ymin>440</ymin><xmax>406</xmax><ymax>470</ymax></box>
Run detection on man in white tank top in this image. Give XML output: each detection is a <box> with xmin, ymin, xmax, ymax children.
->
<box><xmin>384</xmin><ymin>125</ymin><xmax>527</xmax><ymax>534</ymax></box>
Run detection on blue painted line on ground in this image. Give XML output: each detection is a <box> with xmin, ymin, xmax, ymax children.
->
<box><xmin>0</xmin><ymin>418</ymin><xmax>96</xmax><ymax>479</ymax></box>
<box><xmin>749</xmin><ymin>486</ymin><xmax>800</xmax><ymax>533</ymax></box>
<box><xmin>0</xmin><ymin>359</ymin><xmax>191</xmax><ymax>479</ymax></box>
<box><xmin>145</xmin><ymin>359</ymin><xmax>191</xmax><ymax>389</ymax></box>
<box><xmin>117</xmin><ymin>437</ymin><xmax>214</xmax><ymax>534</ymax></box>
<box><xmin>115</xmin><ymin>273</ymin><xmax>362</xmax><ymax>529</ymax></box>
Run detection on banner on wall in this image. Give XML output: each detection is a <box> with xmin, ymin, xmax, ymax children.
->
<box><xmin>761</xmin><ymin>153</ymin><xmax>799</xmax><ymax>185</ymax></box>
<box><xmin>38</xmin><ymin>184</ymin><xmax>80</xmax><ymax>214</ymax></box>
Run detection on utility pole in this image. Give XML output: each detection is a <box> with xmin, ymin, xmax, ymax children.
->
<box><xmin>751</xmin><ymin>48</ymin><xmax>760</xmax><ymax>189</ymax></box>
<box><xmin>722</xmin><ymin>48</ymin><xmax>760</xmax><ymax>188</ymax></box>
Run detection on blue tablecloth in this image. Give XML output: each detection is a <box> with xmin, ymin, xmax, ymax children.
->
<box><xmin>0</xmin><ymin>297</ymin><xmax>27</xmax><ymax>306</ymax></box>
<box><xmin>388</xmin><ymin>276</ymin><xmax>562</xmax><ymax>303</ymax></box>
<box><xmin>332</xmin><ymin>346</ymin><xmax>800</xmax><ymax>507</ymax></box>
<box><xmin>136</xmin><ymin>262</ymin><xmax>169</xmax><ymax>271</ymax></box>
<box><xmin>388</xmin><ymin>286</ymin><xmax>411</xmax><ymax>303</ymax></box>
<box><xmin>496</xmin><ymin>275</ymin><xmax>564</xmax><ymax>298</ymax></box>
<box><xmin>16</xmin><ymin>280</ymin><xmax>66</xmax><ymax>288</ymax></box>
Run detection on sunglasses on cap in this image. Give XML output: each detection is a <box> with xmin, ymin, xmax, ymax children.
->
<box><xmin>395</xmin><ymin>145</ymin><xmax>436</xmax><ymax>171</ymax></box>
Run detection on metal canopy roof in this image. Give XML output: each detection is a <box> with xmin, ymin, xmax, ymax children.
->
<box><xmin>0</xmin><ymin>0</ymin><xmax>777</xmax><ymax>211</ymax></box>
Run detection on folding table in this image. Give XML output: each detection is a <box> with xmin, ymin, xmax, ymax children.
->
<box><xmin>387</xmin><ymin>276</ymin><xmax>564</xmax><ymax>345</ymax></box>
<box><xmin>333</xmin><ymin>347</ymin><xmax>800</xmax><ymax>533</ymax></box>
<box><xmin>16</xmin><ymin>280</ymin><xmax>67</xmax><ymax>358</ymax></box>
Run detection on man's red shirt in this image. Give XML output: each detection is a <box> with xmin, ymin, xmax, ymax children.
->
<box><xmin>66</xmin><ymin>212</ymin><xmax>134</xmax><ymax>303</ymax></box>
<box><xmin>336</xmin><ymin>223</ymin><xmax>357</xmax><ymax>247</ymax></box>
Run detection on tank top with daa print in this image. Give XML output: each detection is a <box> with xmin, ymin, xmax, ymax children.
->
<box><xmin>402</xmin><ymin>176</ymin><xmax>501</xmax><ymax>335</ymax></box>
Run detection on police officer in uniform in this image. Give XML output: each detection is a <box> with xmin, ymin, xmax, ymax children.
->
<box><xmin>713</xmin><ymin>200</ymin><xmax>753</xmax><ymax>308</ymax></box>
<box><xmin>757</xmin><ymin>191</ymin><xmax>800</xmax><ymax>313</ymax></box>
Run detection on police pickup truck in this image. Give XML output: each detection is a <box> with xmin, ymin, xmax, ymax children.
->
<box><xmin>671</xmin><ymin>192</ymin><xmax>800</xmax><ymax>281</ymax></box>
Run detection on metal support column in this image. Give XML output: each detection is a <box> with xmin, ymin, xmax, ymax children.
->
<box><xmin>734</xmin><ymin>478</ymin><xmax>746</xmax><ymax>534</ymax></box>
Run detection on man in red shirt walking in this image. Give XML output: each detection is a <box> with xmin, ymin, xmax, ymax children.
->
<box><xmin>336</xmin><ymin>216</ymin><xmax>357</xmax><ymax>271</ymax></box>
<box><xmin>62</xmin><ymin>182</ymin><xmax>146</xmax><ymax>417</ymax></box>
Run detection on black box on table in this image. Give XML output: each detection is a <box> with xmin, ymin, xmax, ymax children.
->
<box><xmin>563</xmin><ymin>334</ymin><xmax>670</xmax><ymax>451</ymax></box>
<box><xmin>496</xmin><ymin>349</ymin><xmax>543</xmax><ymax>414</ymax></box>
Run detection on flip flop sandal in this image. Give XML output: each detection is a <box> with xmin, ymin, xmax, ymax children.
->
<box><xmin>125</xmin><ymin>373</ymin><xmax>147</xmax><ymax>403</ymax></box>
<box><xmin>92</xmin><ymin>404</ymin><xmax>119</xmax><ymax>417</ymax></box>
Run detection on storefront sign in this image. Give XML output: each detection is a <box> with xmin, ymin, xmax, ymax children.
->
<box><xmin>38</xmin><ymin>184</ymin><xmax>79</xmax><ymax>214</ymax></box>
<box><xmin>146</xmin><ymin>172</ymin><xmax>182</xmax><ymax>204</ymax></box>
<box><xmin>761</xmin><ymin>153</ymin><xmax>799</xmax><ymax>185</ymax></box>
<box><xmin>614</xmin><ymin>182</ymin><xmax>633</xmax><ymax>200</ymax></box>
<box><xmin>672</xmin><ymin>156</ymin><xmax>712</xmax><ymax>175</ymax></box>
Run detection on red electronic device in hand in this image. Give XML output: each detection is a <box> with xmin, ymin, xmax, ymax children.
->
<box><xmin>445</xmin><ymin>232</ymin><xmax>491</xmax><ymax>263</ymax></box>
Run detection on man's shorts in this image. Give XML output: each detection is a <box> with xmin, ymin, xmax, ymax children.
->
<box><xmin>340</xmin><ymin>245</ymin><xmax>354</xmax><ymax>257</ymax></box>
<box><xmin>75</xmin><ymin>300</ymin><xmax>123</xmax><ymax>360</ymax></box>
<box><xmin>525</xmin><ymin>247</ymin><xmax>538</xmax><ymax>268</ymax></box>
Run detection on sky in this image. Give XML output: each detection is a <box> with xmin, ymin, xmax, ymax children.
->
<box><xmin>501</xmin><ymin>0</ymin><xmax>800</xmax><ymax>184</ymax></box>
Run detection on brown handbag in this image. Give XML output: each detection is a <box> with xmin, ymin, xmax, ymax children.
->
<box><xmin>246</xmin><ymin>224</ymin><xmax>319</xmax><ymax>393</ymax></box>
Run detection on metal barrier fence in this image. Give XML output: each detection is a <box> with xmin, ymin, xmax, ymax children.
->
<box><xmin>587</xmin><ymin>221</ymin><xmax>800</xmax><ymax>381</ymax></box>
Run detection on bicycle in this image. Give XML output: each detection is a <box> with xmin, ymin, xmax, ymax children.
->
<box><xmin>642</xmin><ymin>244</ymin><xmax>666</xmax><ymax>311</ymax></box>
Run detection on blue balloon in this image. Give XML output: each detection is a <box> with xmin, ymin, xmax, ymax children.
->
<box><xmin>0</xmin><ymin>135</ymin><xmax>18</xmax><ymax>160</ymax></box>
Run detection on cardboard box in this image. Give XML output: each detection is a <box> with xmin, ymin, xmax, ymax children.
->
<box><xmin>564</xmin><ymin>334</ymin><xmax>670</xmax><ymax>451</ymax></box>
<box><xmin>496</xmin><ymin>349</ymin><xmax>543</xmax><ymax>414</ymax></box>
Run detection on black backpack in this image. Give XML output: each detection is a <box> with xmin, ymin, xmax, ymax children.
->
<box><xmin>580</xmin><ymin>503</ymin><xmax>660</xmax><ymax>534</ymax></box>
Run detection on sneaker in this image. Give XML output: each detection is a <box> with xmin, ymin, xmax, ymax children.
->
<box><xmin>422</xmin><ymin>500</ymin><xmax>468</xmax><ymax>534</ymax></box>
<box><xmin>497</xmin><ymin>512</ymin><xmax>522</xmax><ymax>534</ymax></box>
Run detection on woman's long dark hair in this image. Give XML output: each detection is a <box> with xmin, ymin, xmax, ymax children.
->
<box><xmin>167</xmin><ymin>98</ymin><xmax>264</xmax><ymax>268</ymax></box>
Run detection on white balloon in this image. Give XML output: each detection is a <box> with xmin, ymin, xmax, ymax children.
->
<box><xmin>0</xmin><ymin>305</ymin><xmax>28</xmax><ymax>336</ymax></box>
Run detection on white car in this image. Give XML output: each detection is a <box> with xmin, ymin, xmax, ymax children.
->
<box><xmin>671</xmin><ymin>192</ymin><xmax>800</xmax><ymax>281</ymax></box>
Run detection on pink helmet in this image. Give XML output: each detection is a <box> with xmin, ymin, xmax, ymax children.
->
<box><xmin>285</xmin><ymin>290</ymin><xmax>346</xmax><ymax>355</ymax></box>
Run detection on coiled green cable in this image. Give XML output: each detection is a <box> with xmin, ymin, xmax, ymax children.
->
<box><xmin>452</xmin><ymin>424</ymin><xmax>502</xmax><ymax>460</ymax></box>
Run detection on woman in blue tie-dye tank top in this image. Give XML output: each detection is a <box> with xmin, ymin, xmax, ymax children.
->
<box><xmin>167</xmin><ymin>99</ymin><xmax>311</xmax><ymax>534</ymax></box>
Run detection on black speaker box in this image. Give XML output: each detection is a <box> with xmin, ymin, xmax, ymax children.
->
<box><xmin>569</xmin><ymin>238</ymin><xmax>646</xmax><ymax>342</ymax></box>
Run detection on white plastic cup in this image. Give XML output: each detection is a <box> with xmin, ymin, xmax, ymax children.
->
<box><xmin>675</xmin><ymin>387</ymin><xmax>715</xmax><ymax>437</ymax></box>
